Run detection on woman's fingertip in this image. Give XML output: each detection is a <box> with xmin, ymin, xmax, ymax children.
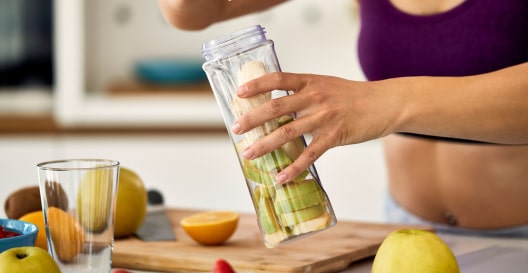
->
<box><xmin>276</xmin><ymin>172</ymin><xmax>289</xmax><ymax>183</ymax></box>
<box><xmin>232</xmin><ymin>121</ymin><xmax>241</xmax><ymax>134</ymax></box>
<box><xmin>237</xmin><ymin>85</ymin><xmax>248</xmax><ymax>97</ymax></box>
<box><xmin>243</xmin><ymin>147</ymin><xmax>254</xmax><ymax>159</ymax></box>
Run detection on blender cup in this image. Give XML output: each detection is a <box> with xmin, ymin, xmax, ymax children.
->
<box><xmin>202</xmin><ymin>25</ymin><xmax>336</xmax><ymax>248</ymax></box>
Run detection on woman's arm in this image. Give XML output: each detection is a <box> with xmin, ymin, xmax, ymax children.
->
<box><xmin>232</xmin><ymin>62</ymin><xmax>528</xmax><ymax>183</ymax></box>
<box><xmin>395</xmin><ymin>62</ymin><xmax>528</xmax><ymax>144</ymax></box>
<box><xmin>158</xmin><ymin>0</ymin><xmax>288</xmax><ymax>30</ymax></box>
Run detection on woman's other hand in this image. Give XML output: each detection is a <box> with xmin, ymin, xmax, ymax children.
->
<box><xmin>158</xmin><ymin>0</ymin><xmax>288</xmax><ymax>30</ymax></box>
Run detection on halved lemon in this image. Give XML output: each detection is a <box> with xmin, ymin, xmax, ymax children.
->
<box><xmin>180</xmin><ymin>211</ymin><xmax>239</xmax><ymax>245</ymax></box>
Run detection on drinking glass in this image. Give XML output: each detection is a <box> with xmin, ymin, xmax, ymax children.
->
<box><xmin>37</xmin><ymin>159</ymin><xmax>120</xmax><ymax>273</ymax></box>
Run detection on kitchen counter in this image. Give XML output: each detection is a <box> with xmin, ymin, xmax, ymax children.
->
<box><xmin>340</xmin><ymin>233</ymin><xmax>528</xmax><ymax>273</ymax></box>
<box><xmin>116</xmin><ymin>233</ymin><xmax>528</xmax><ymax>273</ymax></box>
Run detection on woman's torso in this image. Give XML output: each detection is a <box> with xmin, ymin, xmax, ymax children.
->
<box><xmin>358</xmin><ymin>0</ymin><xmax>528</xmax><ymax>229</ymax></box>
<box><xmin>384</xmin><ymin>135</ymin><xmax>528</xmax><ymax>229</ymax></box>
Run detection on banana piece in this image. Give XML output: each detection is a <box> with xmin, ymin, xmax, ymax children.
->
<box><xmin>235</xmin><ymin>138</ymin><xmax>250</xmax><ymax>154</ymax></box>
<box><xmin>236</xmin><ymin>61</ymin><xmax>271</xmax><ymax>100</ymax></box>
<box><xmin>232</xmin><ymin>97</ymin><xmax>272</xmax><ymax>144</ymax></box>
<box><xmin>232</xmin><ymin>61</ymin><xmax>277</xmax><ymax>145</ymax></box>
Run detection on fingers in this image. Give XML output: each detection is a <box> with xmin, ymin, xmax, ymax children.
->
<box><xmin>239</xmin><ymin>115</ymin><xmax>327</xmax><ymax>183</ymax></box>
<box><xmin>242</xmin><ymin>116</ymin><xmax>306</xmax><ymax>159</ymax></box>
<box><xmin>232</xmin><ymin>71</ymin><xmax>326</xmax><ymax>183</ymax></box>
<box><xmin>236</xmin><ymin>72</ymin><xmax>304</xmax><ymax>98</ymax></box>
<box><xmin>275</xmin><ymin>139</ymin><xmax>326</xmax><ymax>183</ymax></box>
<box><xmin>232</xmin><ymin>94</ymin><xmax>301</xmax><ymax>135</ymax></box>
<box><xmin>242</xmin><ymin>124</ymin><xmax>327</xmax><ymax>184</ymax></box>
<box><xmin>233</xmin><ymin>72</ymin><xmax>308</xmax><ymax>135</ymax></box>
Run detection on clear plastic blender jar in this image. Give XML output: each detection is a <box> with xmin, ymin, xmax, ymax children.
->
<box><xmin>202</xmin><ymin>25</ymin><xmax>336</xmax><ymax>248</ymax></box>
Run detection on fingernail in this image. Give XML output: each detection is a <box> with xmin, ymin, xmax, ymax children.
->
<box><xmin>243</xmin><ymin>147</ymin><xmax>254</xmax><ymax>159</ymax></box>
<box><xmin>237</xmin><ymin>85</ymin><xmax>248</xmax><ymax>97</ymax></box>
<box><xmin>276</xmin><ymin>172</ymin><xmax>289</xmax><ymax>183</ymax></box>
<box><xmin>232</xmin><ymin>121</ymin><xmax>241</xmax><ymax>134</ymax></box>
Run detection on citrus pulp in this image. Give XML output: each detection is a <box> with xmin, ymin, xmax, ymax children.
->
<box><xmin>180</xmin><ymin>211</ymin><xmax>239</xmax><ymax>245</ymax></box>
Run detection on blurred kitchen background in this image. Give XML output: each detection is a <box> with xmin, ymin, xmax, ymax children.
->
<box><xmin>0</xmin><ymin>0</ymin><xmax>388</xmax><ymax>223</ymax></box>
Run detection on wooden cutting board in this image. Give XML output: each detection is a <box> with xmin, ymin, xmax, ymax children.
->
<box><xmin>113</xmin><ymin>208</ymin><xmax>431</xmax><ymax>273</ymax></box>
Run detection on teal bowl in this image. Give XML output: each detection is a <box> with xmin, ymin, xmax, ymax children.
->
<box><xmin>0</xmin><ymin>218</ymin><xmax>38</xmax><ymax>253</ymax></box>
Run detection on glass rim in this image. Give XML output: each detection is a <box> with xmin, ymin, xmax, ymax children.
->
<box><xmin>201</xmin><ymin>24</ymin><xmax>267</xmax><ymax>62</ymax></box>
<box><xmin>36</xmin><ymin>159</ymin><xmax>120</xmax><ymax>171</ymax></box>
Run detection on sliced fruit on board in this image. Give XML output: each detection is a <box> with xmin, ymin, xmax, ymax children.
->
<box><xmin>180</xmin><ymin>211</ymin><xmax>239</xmax><ymax>246</ymax></box>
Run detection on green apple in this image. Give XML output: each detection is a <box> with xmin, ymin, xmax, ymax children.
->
<box><xmin>0</xmin><ymin>246</ymin><xmax>60</xmax><ymax>273</ymax></box>
<box><xmin>372</xmin><ymin>229</ymin><xmax>460</xmax><ymax>273</ymax></box>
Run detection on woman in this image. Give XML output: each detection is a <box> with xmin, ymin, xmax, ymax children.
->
<box><xmin>158</xmin><ymin>0</ymin><xmax>528</xmax><ymax>236</ymax></box>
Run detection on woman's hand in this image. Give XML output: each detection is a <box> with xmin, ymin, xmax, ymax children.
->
<box><xmin>232</xmin><ymin>72</ymin><xmax>401</xmax><ymax>183</ymax></box>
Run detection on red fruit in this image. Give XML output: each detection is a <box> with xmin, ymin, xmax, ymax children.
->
<box><xmin>213</xmin><ymin>259</ymin><xmax>236</xmax><ymax>273</ymax></box>
<box><xmin>0</xmin><ymin>225</ymin><xmax>21</xmax><ymax>239</ymax></box>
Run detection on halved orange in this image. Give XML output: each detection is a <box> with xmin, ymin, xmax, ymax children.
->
<box><xmin>180</xmin><ymin>211</ymin><xmax>239</xmax><ymax>245</ymax></box>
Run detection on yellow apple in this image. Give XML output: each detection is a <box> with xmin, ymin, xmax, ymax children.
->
<box><xmin>114</xmin><ymin>167</ymin><xmax>148</xmax><ymax>238</ymax></box>
<box><xmin>372</xmin><ymin>229</ymin><xmax>460</xmax><ymax>273</ymax></box>
<box><xmin>0</xmin><ymin>246</ymin><xmax>60</xmax><ymax>273</ymax></box>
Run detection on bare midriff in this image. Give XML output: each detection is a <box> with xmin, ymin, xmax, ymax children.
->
<box><xmin>388</xmin><ymin>0</ymin><xmax>467</xmax><ymax>15</ymax></box>
<box><xmin>384</xmin><ymin>134</ymin><xmax>528</xmax><ymax>229</ymax></box>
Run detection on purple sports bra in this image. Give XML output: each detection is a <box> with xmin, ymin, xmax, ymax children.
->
<box><xmin>358</xmin><ymin>0</ymin><xmax>528</xmax><ymax>81</ymax></box>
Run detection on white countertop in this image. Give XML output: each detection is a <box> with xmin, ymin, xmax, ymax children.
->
<box><xmin>115</xmin><ymin>233</ymin><xmax>528</xmax><ymax>273</ymax></box>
